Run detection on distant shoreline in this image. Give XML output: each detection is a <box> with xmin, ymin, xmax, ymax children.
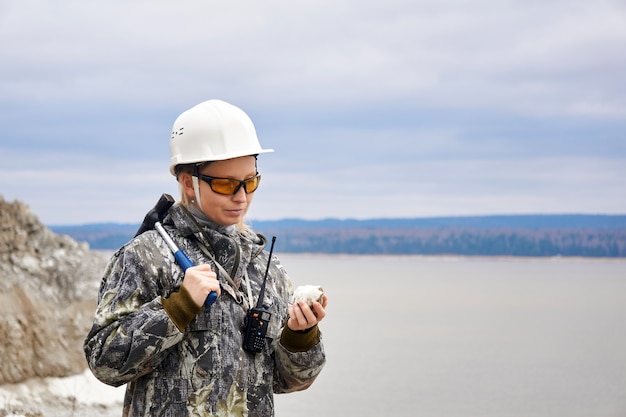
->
<box><xmin>57</xmin><ymin>214</ymin><xmax>626</xmax><ymax>258</ymax></box>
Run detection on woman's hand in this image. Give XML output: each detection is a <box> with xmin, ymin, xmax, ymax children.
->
<box><xmin>287</xmin><ymin>294</ymin><xmax>328</xmax><ymax>331</ymax></box>
<box><xmin>181</xmin><ymin>264</ymin><xmax>221</xmax><ymax>307</ymax></box>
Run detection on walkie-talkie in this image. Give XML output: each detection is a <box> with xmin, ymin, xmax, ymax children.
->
<box><xmin>243</xmin><ymin>236</ymin><xmax>276</xmax><ymax>353</ymax></box>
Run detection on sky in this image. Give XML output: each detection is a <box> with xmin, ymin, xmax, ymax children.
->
<box><xmin>1</xmin><ymin>0</ymin><xmax>625</xmax><ymax>225</ymax></box>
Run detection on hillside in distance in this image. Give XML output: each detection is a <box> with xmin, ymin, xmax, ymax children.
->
<box><xmin>50</xmin><ymin>214</ymin><xmax>626</xmax><ymax>257</ymax></box>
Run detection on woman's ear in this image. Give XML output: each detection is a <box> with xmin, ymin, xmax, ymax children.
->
<box><xmin>179</xmin><ymin>172</ymin><xmax>196</xmax><ymax>200</ymax></box>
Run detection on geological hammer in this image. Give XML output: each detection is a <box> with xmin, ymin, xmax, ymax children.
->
<box><xmin>136</xmin><ymin>193</ymin><xmax>218</xmax><ymax>307</ymax></box>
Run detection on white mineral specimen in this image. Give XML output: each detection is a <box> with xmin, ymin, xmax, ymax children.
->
<box><xmin>291</xmin><ymin>285</ymin><xmax>325</xmax><ymax>306</ymax></box>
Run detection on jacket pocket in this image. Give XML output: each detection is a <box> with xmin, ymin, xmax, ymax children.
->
<box><xmin>184</xmin><ymin>307</ymin><xmax>222</xmax><ymax>377</ymax></box>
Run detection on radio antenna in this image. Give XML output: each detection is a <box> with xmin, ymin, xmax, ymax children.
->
<box><xmin>256</xmin><ymin>236</ymin><xmax>276</xmax><ymax>309</ymax></box>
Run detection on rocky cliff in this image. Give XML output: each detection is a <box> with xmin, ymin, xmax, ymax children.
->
<box><xmin>0</xmin><ymin>195</ymin><xmax>109</xmax><ymax>385</ymax></box>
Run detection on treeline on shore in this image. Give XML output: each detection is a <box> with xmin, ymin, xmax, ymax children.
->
<box><xmin>50</xmin><ymin>214</ymin><xmax>626</xmax><ymax>257</ymax></box>
<box><xmin>258</xmin><ymin>227</ymin><xmax>625</xmax><ymax>257</ymax></box>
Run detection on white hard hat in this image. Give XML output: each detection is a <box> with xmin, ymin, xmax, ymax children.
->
<box><xmin>169</xmin><ymin>99</ymin><xmax>273</xmax><ymax>175</ymax></box>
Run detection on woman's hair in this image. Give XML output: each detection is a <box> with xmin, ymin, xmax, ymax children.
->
<box><xmin>173</xmin><ymin>163</ymin><xmax>200</xmax><ymax>208</ymax></box>
<box><xmin>174</xmin><ymin>162</ymin><xmax>251</xmax><ymax>232</ymax></box>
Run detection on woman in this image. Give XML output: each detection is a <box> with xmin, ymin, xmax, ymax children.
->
<box><xmin>84</xmin><ymin>99</ymin><xmax>328</xmax><ymax>417</ymax></box>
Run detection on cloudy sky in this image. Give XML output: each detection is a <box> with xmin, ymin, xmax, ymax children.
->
<box><xmin>1</xmin><ymin>0</ymin><xmax>625</xmax><ymax>225</ymax></box>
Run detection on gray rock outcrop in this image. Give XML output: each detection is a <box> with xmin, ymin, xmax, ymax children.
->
<box><xmin>0</xmin><ymin>195</ymin><xmax>109</xmax><ymax>385</ymax></box>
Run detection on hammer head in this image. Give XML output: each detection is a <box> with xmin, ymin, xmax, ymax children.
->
<box><xmin>134</xmin><ymin>193</ymin><xmax>175</xmax><ymax>237</ymax></box>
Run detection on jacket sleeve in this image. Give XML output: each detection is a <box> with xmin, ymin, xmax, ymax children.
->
<box><xmin>273</xmin><ymin>331</ymin><xmax>326</xmax><ymax>393</ymax></box>
<box><xmin>83</xmin><ymin>235</ymin><xmax>184</xmax><ymax>387</ymax></box>
<box><xmin>269</xmin><ymin>266</ymin><xmax>326</xmax><ymax>393</ymax></box>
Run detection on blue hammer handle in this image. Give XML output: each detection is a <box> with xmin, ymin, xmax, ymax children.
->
<box><xmin>155</xmin><ymin>223</ymin><xmax>218</xmax><ymax>307</ymax></box>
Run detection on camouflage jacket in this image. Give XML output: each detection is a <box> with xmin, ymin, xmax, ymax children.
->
<box><xmin>84</xmin><ymin>204</ymin><xmax>325</xmax><ymax>416</ymax></box>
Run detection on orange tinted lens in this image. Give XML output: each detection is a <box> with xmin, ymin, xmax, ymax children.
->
<box><xmin>244</xmin><ymin>176</ymin><xmax>260</xmax><ymax>193</ymax></box>
<box><xmin>211</xmin><ymin>178</ymin><xmax>240</xmax><ymax>194</ymax></box>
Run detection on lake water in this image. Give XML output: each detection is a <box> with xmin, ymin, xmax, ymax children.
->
<box><xmin>273</xmin><ymin>254</ymin><xmax>626</xmax><ymax>417</ymax></box>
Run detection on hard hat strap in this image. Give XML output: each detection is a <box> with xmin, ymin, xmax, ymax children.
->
<box><xmin>192</xmin><ymin>175</ymin><xmax>202</xmax><ymax>211</ymax></box>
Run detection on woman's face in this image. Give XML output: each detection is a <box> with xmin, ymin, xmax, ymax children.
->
<box><xmin>182</xmin><ymin>155</ymin><xmax>258</xmax><ymax>226</ymax></box>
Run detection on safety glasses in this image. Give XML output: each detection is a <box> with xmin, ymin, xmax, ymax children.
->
<box><xmin>197</xmin><ymin>173</ymin><xmax>261</xmax><ymax>195</ymax></box>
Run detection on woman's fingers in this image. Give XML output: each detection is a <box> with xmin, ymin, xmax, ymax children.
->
<box><xmin>182</xmin><ymin>264</ymin><xmax>220</xmax><ymax>306</ymax></box>
<box><xmin>288</xmin><ymin>298</ymin><xmax>327</xmax><ymax>331</ymax></box>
